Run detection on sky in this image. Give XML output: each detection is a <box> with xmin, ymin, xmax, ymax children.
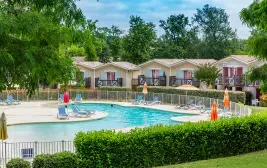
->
<box><xmin>76</xmin><ymin>0</ymin><xmax>254</xmax><ymax>39</ymax></box>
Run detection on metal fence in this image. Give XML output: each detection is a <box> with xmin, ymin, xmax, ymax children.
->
<box><xmin>0</xmin><ymin>89</ymin><xmax>252</xmax><ymax>167</ymax></box>
<box><xmin>0</xmin><ymin>140</ymin><xmax>74</xmax><ymax>167</ymax></box>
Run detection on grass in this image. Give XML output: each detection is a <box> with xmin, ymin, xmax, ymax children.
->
<box><xmin>157</xmin><ymin>150</ymin><xmax>267</xmax><ymax>168</ymax></box>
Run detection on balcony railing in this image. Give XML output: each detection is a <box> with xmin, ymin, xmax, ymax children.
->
<box><xmin>95</xmin><ymin>78</ymin><xmax>123</xmax><ymax>87</ymax></box>
<box><xmin>216</xmin><ymin>75</ymin><xmax>260</xmax><ymax>87</ymax></box>
<box><xmin>132</xmin><ymin>76</ymin><xmax>166</xmax><ymax>86</ymax></box>
<box><xmin>169</xmin><ymin>76</ymin><xmax>200</xmax><ymax>87</ymax></box>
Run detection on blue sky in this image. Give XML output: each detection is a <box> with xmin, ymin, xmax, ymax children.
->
<box><xmin>76</xmin><ymin>0</ymin><xmax>254</xmax><ymax>39</ymax></box>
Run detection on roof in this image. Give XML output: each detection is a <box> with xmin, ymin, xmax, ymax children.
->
<box><xmin>112</xmin><ymin>62</ymin><xmax>139</xmax><ymax>70</ymax></box>
<box><xmin>78</xmin><ymin>61</ymin><xmax>103</xmax><ymax>69</ymax></box>
<box><xmin>215</xmin><ymin>55</ymin><xmax>257</xmax><ymax>65</ymax></box>
<box><xmin>77</xmin><ymin>61</ymin><xmax>138</xmax><ymax>70</ymax></box>
<box><xmin>186</xmin><ymin>59</ymin><xmax>217</xmax><ymax>65</ymax></box>
<box><xmin>138</xmin><ymin>59</ymin><xmax>183</xmax><ymax>67</ymax></box>
<box><xmin>154</xmin><ymin>59</ymin><xmax>183</xmax><ymax>66</ymax></box>
<box><xmin>72</xmin><ymin>57</ymin><xmax>86</xmax><ymax>63</ymax></box>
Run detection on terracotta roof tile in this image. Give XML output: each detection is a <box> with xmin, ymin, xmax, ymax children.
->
<box><xmin>78</xmin><ymin>61</ymin><xmax>103</xmax><ymax>69</ymax></box>
<box><xmin>231</xmin><ymin>55</ymin><xmax>257</xmax><ymax>63</ymax></box>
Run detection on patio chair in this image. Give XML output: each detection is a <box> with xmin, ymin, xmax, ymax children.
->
<box><xmin>74</xmin><ymin>94</ymin><xmax>82</xmax><ymax>102</ymax></box>
<box><xmin>0</xmin><ymin>99</ymin><xmax>11</xmax><ymax>105</ymax></box>
<box><xmin>7</xmin><ymin>94</ymin><xmax>21</xmax><ymax>104</ymax></box>
<box><xmin>175</xmin><ymin>99</ymin><xmax>194</xmax><ymax>109</ymax></box>
<box><xmin>132</xmin><ymin>95</ymin><xmax>144</xmax><ymax>105</ymax></box>
<box><xmin>188</xmin><ymin>101</ymin><xmax>205</xmax><ymax>109</ymax></box>
<box><xmin>144</xmin><ymin>96</ymin><xmax>161</xmax><ymax>106</ymax></box>
<box><xmin>58</xmin><ymin>94</ymin><xmax>64</xmax><ymax>103</ymax></box>
<box><xmin>71</xmin><ymin>105</ymin><xmax>90</xmax><ymax>117</ymax></box>
<box><xmin>57</xmin><ymin>107</ymin><xmax>69</xmax><ymax>120</ymax></box>
<box><xmin>75</xmin><ymin>105</ymin><xmax>95</xmax><ymax>114</ymax></box>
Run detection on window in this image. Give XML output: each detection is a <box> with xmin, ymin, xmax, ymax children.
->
<box><xmin>152</xmin><ymin>70</ymin><xmax>160</xmax><ymax>78</ymax></box>
<box><xmin>183</xmin><ymin>70</ymin><xmax>192</xmax><ymax>79</ymax></box>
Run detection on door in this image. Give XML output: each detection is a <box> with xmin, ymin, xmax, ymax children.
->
<box><xmin>184</xmin><ymin>70</ymin><xmax>193</xmax><ymax>85</ymax></box>
<box><xmin>107</xmin><ymin>72</ymin><xmax>115</xmax><ymax>86</ymax></box>
<box><xmin>152</xmin><ymin>70</ymin><xmax>160</xmax><ymax>85</ymax></box>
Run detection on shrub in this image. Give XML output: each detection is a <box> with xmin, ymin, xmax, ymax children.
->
<box><xmin>99</xmin><ymin>86</ymin><xmax>131</xmax><ymax>91</ymax></box>
<box><xmin>260</xmin><ymin>94</ymin><xmax>267</xmax><ymax>107</ymax></box>
<box><xmin>245</xmin><ymin>91</ymin><xmax>253</xmax><ymax>105</ymax></box>
<box><xmin>74</xmin><ymin>112</ymin><xmax>267</xmax><ymax>168</ymax></box>
<box><xmin>137</xmin><ymin>86</ymin><xmax>246</xmax><ymax>103</ymax></box>
<box><xmin>32</xmin><ymin>151</ymin><xmax>77</xmax><ymax>168</ymax></box>
<box><xmin>6</xmin><ymin>158</ymin><xmax>31</xmax><ymax>168</ymax></box>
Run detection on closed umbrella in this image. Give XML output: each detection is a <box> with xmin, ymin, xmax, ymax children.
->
<box><xmin>142</xmin><ymin>82</ymin><xmax>148</xmax><ymax>101</ymax></box>
<box><xmin>210</xmin><ymin>101</ymin><xmax>218</xmax><ymax>121</ymax></box>
<box><xmin>224</xmin><ymin>88</ymin><xmax>230</xmax><ymax>110</ymax></box>
<box><xmin>64</xmin><ymin>90</ymin><xmax>69</xmax><ymax>104</ymax></box>
<box><xmin>0</xmin><ymin>112</ymin><xmax>8</xmax><ymax>167</ymax></box>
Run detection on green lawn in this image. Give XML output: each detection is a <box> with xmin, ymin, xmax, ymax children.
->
<box><xmin>157</xmin><ymin>150</ymin><xmax>267</xmax><ymax>168</ymax></box>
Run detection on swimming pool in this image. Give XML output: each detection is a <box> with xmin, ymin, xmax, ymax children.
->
<box><xmin>8</xmin><ymin>103</ymin><xmax>190</xmax><ymax>142</ymax></box>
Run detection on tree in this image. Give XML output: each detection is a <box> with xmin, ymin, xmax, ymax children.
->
<box><xmin>122</xmin><ymin>16</ymin><xmax>156</xmax><ymax>64</ymax></box>
<box><xmin>192</xmin><ymin>4</ymin><xmax>237</xmax><ymax>60</ymax></box>
<box><xmin>107</xmin><ymin>26</ymin><xmax>124</xmax><ymax>61</ymax></box>
<box><xmin>153</xmin><ymin>15</ymin><xmax>200</xmax><ymax>59</ymax></box>
<box><xmin>0</xmin><ymin>0</ymin><xmax>85</xmax><ymax>95</ymax></box>
<box><xmin>240</xmin><ymin>0</ymin><xmax>267</xmax><ymax>93</ymax></box>
<box><xmin>98</xmin><ymin>44</ymin><xmax>112</xmax><ymax>63</ymax></box>
<box><xmin>194</xmin><ymin>63</ymin><xmax>220</xmax><ymax>87</ymax></box>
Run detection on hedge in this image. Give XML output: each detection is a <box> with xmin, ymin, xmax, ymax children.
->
<box><xmin>137</xmin><ymin>86</ymin><xmax>246</xmax><ymax>103</ymax></box>
<box><xmin>6</xmin><ymin>158</ymin><xmax>31</xmax><ymax>168</ymax></box>
<box><xmin>74</xmin><ymin>113</ymin><xmax>267</xmax><ymax>168</ymax></box>
<box><xmin>99</xmin><ymin>86</ymin><xmax>131</xmax><ymax>91</ymax></box>
<box><xmin>32</xmin><ymin>152</ymin><xmax>78</xmax><ymax>168</ymax></box>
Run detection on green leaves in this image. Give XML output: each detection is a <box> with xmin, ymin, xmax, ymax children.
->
<box><xmin>122</xmin><ymin>16</ymin><xmax>157</xmax><ymax>64</ymax></box>
<box><xmin>194</xmin><ymin>63</ymin><xmax>220</xmax><ymax>87</ymax></box>
<box><xmin>74</xmin><ymin>113</ymin><xmax>267</xmax><ymax>167</ymax></box>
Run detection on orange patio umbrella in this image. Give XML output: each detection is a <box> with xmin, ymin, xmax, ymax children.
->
<box><xmin>210</xmin><ymin>101</ymin><xmax>218</xmax><ymax>121</ymax></box>
<box><xmin>224</xmin><ymin>88</ymin><xmax>230</xmax><ymax>108</ymax></box>
<box><xmin>142</xmin><ymin>82</ymin><xmax>148</xmax><ymax>94</ymax></box>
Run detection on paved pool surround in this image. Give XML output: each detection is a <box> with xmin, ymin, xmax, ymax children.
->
<box><xmin>0</xmin><ymin>101</ymin><xmax>209</xmax><ymax>127</ymax></box>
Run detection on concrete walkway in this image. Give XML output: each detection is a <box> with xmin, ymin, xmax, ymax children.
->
<box><xmin>0</xmin><ymin>100</ymin><xmax>209</xmax><ymax>126</ymax></box>
<box><xmin>0</xmin><ymin>101</ymin><xmax>108</xmax><ymax>125</ymax></box>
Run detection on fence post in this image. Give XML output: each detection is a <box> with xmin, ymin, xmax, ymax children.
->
<box><xmin>162</xmin><ymin>93</ymin><xmax>164</xmax><ymax>105</ymax></box>
<box><xmin>17</xmin><ymin>90</ymin><xmax>18</xmax><ymax>102</ymax></box>
<box><xmin>107</xmin><ymin>90</ymin><xmax>109</xmax><ymax>101</ymax></box>
<box><xmin>126</xmin><ymin>91</ymin><xmax>127</xmax><ymax>102</ymax></box>
<box><xmin>4</xmin><ymin>142</ymin><xmax>6</xmax><ymax>167</ymax></box>
<box><xmin>35</xmin><ymin>141</ymin><xmax>38</xmax><ymax>157</ymax></box>
<box><xmin>62</xmin><ymin>140</ymin><xmax>65</xmax><ymax>151</ymax></box>
<box><xmin>117</xmin><ymin>91</ymin><xmax>119</xmax><ymax>101</ymax></box>
<box><xmin>178</xmin><ymin>95</ymin><xmax>180</xmax><ymax>105</ymax></box>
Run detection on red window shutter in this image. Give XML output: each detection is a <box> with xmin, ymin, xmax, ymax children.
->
<box><xmin>223</xmin><ymin>67</ymin><xmax>228</xmax><ymax>77</ymax></box>
<box><xmin>237</xmin><ymin>67</ymin><xmax>243</xmax><ymax>75</ymax></box>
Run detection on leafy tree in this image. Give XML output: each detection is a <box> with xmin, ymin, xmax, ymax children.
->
<box><xmin>240</xmin><ymin>0</ymin><xmax>267</xmax><ymax>93</ymax></box>
<box><xmin>122</xmin><ymin>16</ymin><xmax>156</xmax><ymax>64</ymax></box>
<box><xmin>154</xmin><ymin>14</ymin><xmax>199</xmax><ymax>59</ymax></box>
<box><xmin>66</xmin><ymin>45</ymin><xmax>86</xmax><ymax>57</ymax></box>
<box><xmin>194</xmin><ymin>63</ymin><xmax>220</xmax><ymax>87</ymax></box>
<box><xmin>98</xmin><ymin>44</ymin><xmax>112</xmax><ymax>63</ymax></box>
<box><xmin>0</xmin><ymin>0</ymin><xmax>85</xmax><ymax>95</ymax></box>
<box><xmin>192</xmin><ymin>4</ymin><xmax>237</xmax><ymax>60</ymax></box>
<box><xmin>107</xmin><ymin>26</ymin><xmax>124</xmax><ymax>61</ymax></box>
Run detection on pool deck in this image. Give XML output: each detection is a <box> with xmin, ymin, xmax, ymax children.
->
<box><xmin>0</xmin><ymin>100</ymin><xmax>210</xmax><ymax>126</ymax></box>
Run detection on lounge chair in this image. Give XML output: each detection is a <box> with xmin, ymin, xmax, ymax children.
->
<box><xmin>0</xmin><ymin>99</ymin><xmax>11</xmax><ymax>105</ymax></box>
<box><xmin>188</xmin><ymin>101</ymin><xmax>205</xmax><ymax>110</ymax></box>
<box><xmin>144</xmin><ymin>96</ymin><xmax>161</xmax><ymax>106</ymax></box>
<box><xmin>57</xmin><ymin>107</ymin><xmax>69</xmax><ymax>120</ymax></box>
<box><xmin>75</xmin><ymin>105</ymin><xmax>95</xmax><ymax>114</ymax></box>
<box><xmin>132</xmin><ymin>95</ymin><xmax>144</xmax><ymax>105</ymax></box>
<box><xmin>58</xmin><ymin>94</ymin><xmax>64</xmax><ymax>103</ymax></box>
<box><xmin>7</xmin><ymin>95</ymin><xmax>21</xmax><ymax>104</ymax></box>
<box><xmin>175</xmin><ymin>99</ymin><xmax>194</xmax><ymax>109</ymax></box>
<box><xmin>74</xmin><ymin>94</ymin><xmax>82</xmax><ymax>102</ymax></box>
<box><xmin>71</xmin><ymin>106</ymin><xmax>90</xmax><ymax>117</ymax></box>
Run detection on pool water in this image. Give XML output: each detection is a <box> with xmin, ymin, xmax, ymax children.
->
<box><xmin>8</xmin><ymin>103</ymin><xmax>189</xmax><ymax>142</ymax></box>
